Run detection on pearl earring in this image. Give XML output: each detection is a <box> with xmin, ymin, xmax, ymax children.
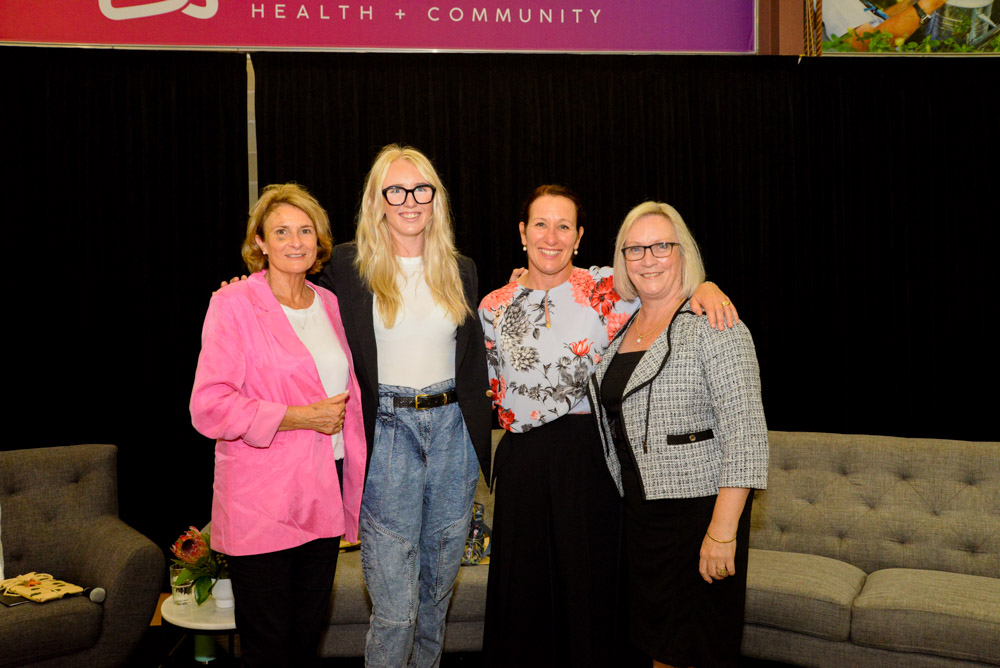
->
<box><xmin>523</xmin><ymin>245</ymin><xmax>527</xmax><ymax>252</ymax></box>
<box><xmin>573</xmin><ymin>249</ymin><xmax>579</xmax><ymax>255</ymax></box>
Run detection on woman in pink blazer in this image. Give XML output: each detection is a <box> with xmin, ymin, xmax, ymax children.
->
<box><xmin>190</xmin><ymin>183</ymin><xmax>365</xmax><ymax>668</ymax></box>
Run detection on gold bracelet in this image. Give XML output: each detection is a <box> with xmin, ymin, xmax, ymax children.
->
<box><xmin>706</xmin><ymin>530</ymin><xmax>737</xmax><ymax>544</ymax></box>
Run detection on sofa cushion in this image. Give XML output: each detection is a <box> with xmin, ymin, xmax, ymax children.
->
<box><xmin>443</xmin><ymin>563</ymin><xmax>488</xmax><ymax>623</ymax></box>
<box><xmin>0</xmin><ymin>595</ymin><xmax>102</xmax><ymax>667</ymax></box>
<box><xmin>329</xmin><ymin>550</ymin><xmax>489</xmax><ymax>625</ymax></box>
<box><xmin>745</xmin><ymin>548</ymin><xmax>867</xmax><ymax>642</ymax></box>
<box><xmin>329</xmin><ymin>550</ymin><xmax>372</xmax><ymax>625</ymax></box>
<box><xmin>852</xmin><ymin>568</ymin><xmax>1000</xmax><ymax>664</ymax></box>
<box><xmin>751</xmin><ymin>432</ymin><xmax>1000</xmax><ymax>580</ymax></box>
<box><xmin>328</xmin><ymin>442</ymin><xmax>497</xmax><ymax>628</ymax></box>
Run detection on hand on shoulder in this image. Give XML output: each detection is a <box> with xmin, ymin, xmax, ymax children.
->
<box><xmin>689</xmin><ymin>281</ymin><xmax>740</xmax><ymax>331</ymax></box>
<box><xmin>213</xmin><ymin>275</ymin><xmax>249</xmax><ymax>295</ymax></box>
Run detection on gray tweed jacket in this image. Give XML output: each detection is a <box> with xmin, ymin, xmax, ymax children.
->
<box><xmin>586</xmin><ymin>301</ymin><xmax>768</xmax><ymax>501</ymax></box>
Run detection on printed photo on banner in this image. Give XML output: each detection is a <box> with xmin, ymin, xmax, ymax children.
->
<box><xmin>816</xmin><ymin>0</ymin><xmax>1000</xmax><ymax>53</ymax></box>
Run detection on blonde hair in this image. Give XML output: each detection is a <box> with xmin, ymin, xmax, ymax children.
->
<box><xmin>242</xmin><ymin>183</ymin><xmax>332</xmax><ymax>274</ymax></box>
<box><xmin>354</xmin><ymin>144</ymin><xmax>472</xmax><ymax>327</ymax></box>
<box><xmin>612</xmin><ymin>201</ymin><xmax>705</xmax><ymax>302</ymax></box>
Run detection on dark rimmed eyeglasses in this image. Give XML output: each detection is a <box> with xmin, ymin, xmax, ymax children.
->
<box><xmin>621</xmin><ymin>242</ymin><xmax>680</xmax><ymax>261</ymax></box>
<box><xmin>381</xmin><ymin>185</ymin><xmax>436</xmax><ymax>206</ymax></box>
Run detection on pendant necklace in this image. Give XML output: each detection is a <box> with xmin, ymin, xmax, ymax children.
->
<box><xmin>634</xmin><ymin>309</ymin><xmax>672</xmax><ymax>343</ymax></box>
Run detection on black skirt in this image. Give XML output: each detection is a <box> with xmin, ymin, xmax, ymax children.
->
<box><xmin>484</xmin><ymin>415</ymin><xmax>626</xmax><ymax>667</ymax></box>
<box><xmin>619</xmin><ymin>459</ymin><xmax>753</xmax><ymax>668</ymax></box>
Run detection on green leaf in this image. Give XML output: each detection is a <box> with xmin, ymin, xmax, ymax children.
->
<box><xmin>194</xmin><ymin>576</ymin><xmax>214</xmax><ymax>605</ymax></box>
<box><xmin>173</xmin><ymin>567</ymin><xmax>194</xmax><ymax>585</ymax></box>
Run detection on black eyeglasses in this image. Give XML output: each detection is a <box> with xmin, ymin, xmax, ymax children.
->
<box><xmin>621</xmin><ymin>242</ymin><xmax>680</xmax><ymax>261</ymax></box>
<box><xmin>381</xmin><ymin>185</ymin><xmax>436</xmax><ymax>206</ymax></box>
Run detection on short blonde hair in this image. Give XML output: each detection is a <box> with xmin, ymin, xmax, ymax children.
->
<box><xmin>242</xmin><ymin>183</ymin><xmax>332</xmax><ymax>274</ymax></box>
<box><xmin>354</xmin><ymin>144</ymin><xmax>471</xmax><ymax>327</ymax></box>
<box><xmin>612</xmin><ymin>201</ymin><xmax>705</xmax><ymax>302</ymax></box>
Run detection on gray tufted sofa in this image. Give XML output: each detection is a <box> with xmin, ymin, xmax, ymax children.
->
<box><xmin>0</xmin><ymin>444</ymin><xmax>164</xmax><ymax>667</ymax></box>
<box><xmin>315</xmin><ymin>430</ymin><xmax>999</xmax><ymax>665</ymax></box>
<box><xmin>742</xmin><ymin>431</ymin><xmax>999</xmax><ymax>667</ymax></box>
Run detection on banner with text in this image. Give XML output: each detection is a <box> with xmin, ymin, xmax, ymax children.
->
<box><xmin>1</xmin><ymin>1</ymin><xmax>756</xmax><ymax>53</ymax></box>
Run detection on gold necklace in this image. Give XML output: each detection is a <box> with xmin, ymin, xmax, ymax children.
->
<box><xmin>634</xmin><ymin>309</ymin><xmax>672</xmax><ymax>343</ymax></box>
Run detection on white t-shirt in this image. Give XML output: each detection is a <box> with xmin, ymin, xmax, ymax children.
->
<box><xmin>282</xmin><ymin>287</ymin><xmax>349</xmax><ymax>459</ymax></box>
<box><xmin>373</xmin><ymin>256</ymin><xmax>457</xmax><ymax>390</ymax></box>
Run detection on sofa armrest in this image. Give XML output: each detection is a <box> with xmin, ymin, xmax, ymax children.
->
<box><xmin>66</xmin><ymin>515</ymin><xmax>164</xmax><ymax>666</ymax></box>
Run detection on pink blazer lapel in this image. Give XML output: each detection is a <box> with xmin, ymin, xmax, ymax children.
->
<box><xmin>247</xmin><ymin>271</ymin><xmax>317</xmax><ymax>369</ymax></box>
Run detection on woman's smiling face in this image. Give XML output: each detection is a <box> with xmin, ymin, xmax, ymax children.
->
<box><xmin>255</xmin><ymin>203</ymin><xmax>317</xmax><ymax>279</ymax></box>
<box><xmin>381</xmin><ymin>158</ymin><xmax>433</xmax><ymax>251</ymax></box>
<box><xmin>519</xmin><ymin>194</ymin><xmax>583</xmax><ymax>288</ymax></box>
<box><xmin>623</xmin><ymin>214</ymin><xmax>684</xmax><ymax>303</ymax></box>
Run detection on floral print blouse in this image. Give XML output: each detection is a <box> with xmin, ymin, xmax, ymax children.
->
<box><xmin>479</xmin><ymin>266</ymin><xmax>639</xmax><ymax>433</ymax></box>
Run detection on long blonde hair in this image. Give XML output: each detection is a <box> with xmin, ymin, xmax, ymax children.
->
<box><xmin>354</xmin><ymin>144</ymin><xmax>472</xmax><ymax>328</ymax></box>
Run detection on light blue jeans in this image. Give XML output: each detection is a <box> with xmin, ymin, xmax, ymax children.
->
<box><xmin>360</xmin><ymin>380</ymin><xmax>480</xmax><ymax>668</ymax></box>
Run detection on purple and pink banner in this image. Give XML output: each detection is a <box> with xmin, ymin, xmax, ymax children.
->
<box><xmin>1</xmin><ymin>1</ymin><xmax>756</xmax><ymax>53</ymax></box>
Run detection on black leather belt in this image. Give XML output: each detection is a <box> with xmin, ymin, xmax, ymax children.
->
<box><xmin>392</xmin><ymin>390</ymin><xmax>457</xmax><ymax>410</ymax></box>
<box><xmin>666</xmin><ymin>429</ymin><xmax>714</xmax><ymax>445</ymax></box>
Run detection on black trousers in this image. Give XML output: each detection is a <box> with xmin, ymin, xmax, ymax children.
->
<box><xmin>484</xmin><ymin>416</ymin><xmax>627</xmax><ymax>667</ymax></box>
<box><xmin>227</xmin><ymin>536</ymin><xmax>341</xmax><ymax>668</ymax></box>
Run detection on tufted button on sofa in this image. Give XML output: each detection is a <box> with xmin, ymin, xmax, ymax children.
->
<box><xmin>743</xmin><ymin>431</ymin><xmax>1000</xmax><ymax>667</ymax></box>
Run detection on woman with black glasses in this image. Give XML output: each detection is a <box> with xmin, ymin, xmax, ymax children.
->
<box><xmin>586</xmin><ymin>201</ymin><xmax>768</xmax><ymax>668</ymax></box>
<box><xmin>319</xmin><ymin>144</ymin><xmax>492</xmax><ymax>667</ymax></box>
<box><xmin>479</xmin><ymin>187</ymin><xmax>738</xmax><ymax>666</ymax></box>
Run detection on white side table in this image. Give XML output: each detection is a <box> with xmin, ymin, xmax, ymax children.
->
<box><xmin>160</xmin><ymin>595</ymin><xmax>237</xmax><ymax>663</ymax></box>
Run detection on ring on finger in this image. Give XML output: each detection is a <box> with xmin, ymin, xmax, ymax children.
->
<box><xmin>717</xmin><ymin>567</ymin><xmax>728</xmax><ymax>576</ymax></box>
<box><xmin>721</xmin><ymin>300</ymin><xmax>731</xmax><ymax>307</ymax></box>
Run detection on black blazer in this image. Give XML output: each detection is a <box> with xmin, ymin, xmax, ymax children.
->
<box><xmin>319</xmin><ymin>242</ymin><xmax>492</xmax><ymax>481</ymax></box>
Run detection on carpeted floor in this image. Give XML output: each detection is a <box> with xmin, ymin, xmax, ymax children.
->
<box><xmin>135</xmin><ymin>595</ymin><xmax>793</xmax><ymax>668</ymax></box>
<box><xmin>130</xmin><ymin>622</ymin><xmax>795</xmax><ymax>667</ymax></box>
<box><xmin>131</xmin><ymin>619</ymin><xmax>483</xmax><ymax>667</ymax></box>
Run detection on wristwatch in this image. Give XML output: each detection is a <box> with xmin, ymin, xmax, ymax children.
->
<box><xmin>913</xmin><ymin>1</ymin><xmax>931</xmax><ymax>24</ymax></box>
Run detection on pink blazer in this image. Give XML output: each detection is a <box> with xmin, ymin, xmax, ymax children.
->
<box><xmin>190</xmin><ymin>271</ymin><xmax>365</xmax><ymax>556</ymax></box>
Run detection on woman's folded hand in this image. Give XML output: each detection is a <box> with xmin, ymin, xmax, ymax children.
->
<box><xmin>279</xmin><ymin>391</ymin><xmax>349</xmax><ymax>435</ymax></box>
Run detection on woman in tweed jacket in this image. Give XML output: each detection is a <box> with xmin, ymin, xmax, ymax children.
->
<box><xmin>585</xmin><ymin>201</ymin><xmax>768</xmax><ymax>668</ymax></box>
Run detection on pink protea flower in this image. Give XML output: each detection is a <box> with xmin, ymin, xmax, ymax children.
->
<box><xmin>171</xmin><ymin>527</ymin><xmax>210</xmax><ymax>564</ymax></box>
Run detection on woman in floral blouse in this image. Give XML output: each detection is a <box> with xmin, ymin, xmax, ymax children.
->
<box><xmin>478</xmin><ymin>185</ymin><xmax>737</xmax><ymax>666</ymax></box>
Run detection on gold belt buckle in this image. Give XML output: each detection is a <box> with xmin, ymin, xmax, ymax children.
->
<box><xmin>414</xmin><ymin>393</ymin><xmax>430</xmax><ymax>410</ymax></box>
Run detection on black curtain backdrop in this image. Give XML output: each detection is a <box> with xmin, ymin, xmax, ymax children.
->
<box><xmin>2</xmin><ymin>47</ymin><xmax>996</xmax><ymax>565</ymax></box>
<box><xmin>2</xmin><ymin>47</ymin><xmax>248</xmax><ymax>552</ymax></box>
<box><xmin>253</xmin><ymin>52</ymin><xmax>996</xmax><ymax>444</ymax></box>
